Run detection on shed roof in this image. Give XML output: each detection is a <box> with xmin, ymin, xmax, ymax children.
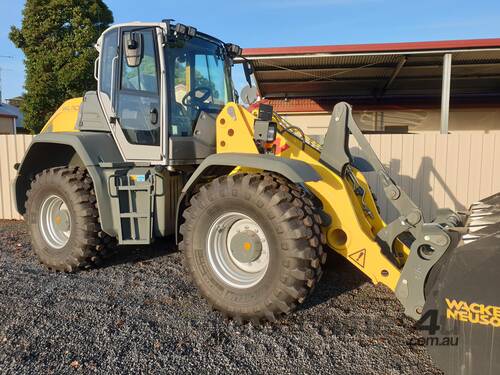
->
<box><xmin>243</xmin><ymin>38</ymin><xmax>500</xmax><ymax>57</ymax></box>
<box><xmin>242</xmin><ymin>38</ymin><xmax>500</xmax><ymax>107</ymax></box>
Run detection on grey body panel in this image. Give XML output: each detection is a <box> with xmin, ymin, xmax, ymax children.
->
<box><xmin>76</xmin><ymin>91</ymin><xmax>111</xmax><ymax>132</ymax></box>
<box><xmin>168</xmin><ymin>111</ymin><xmax>217</xmax><ymax>164</ymax></box>
<box><xmin>28</xmin><ymin>132</ymin><xmax>122</xmax><ymax>166</ymax></box>
<box><xmin>14</xmin><ymin>132</ymin><xmax>123</xmax><ymax>236</ymax></box>
<box><xmin>100</xmin><ymin>165</ymin><xmax>183</xmax><ymax>241</ymax></box>
<box><xmin>156</xmin><ymin>172</ymin><xmax>183</xmax><ymax>236</ymax></box>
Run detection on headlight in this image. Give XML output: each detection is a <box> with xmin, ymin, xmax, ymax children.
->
<box><xmin>254</xmin><ymin>120</ymin><xmax>277</xmax><ymax>143</ymax></box>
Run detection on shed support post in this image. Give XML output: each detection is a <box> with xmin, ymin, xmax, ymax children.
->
<box><xmin>440</xmin><ymin>53</ymin><xmax>452</xmax><ymax>134</ymax></box>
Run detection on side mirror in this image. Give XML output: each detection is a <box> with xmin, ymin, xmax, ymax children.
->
<box><xmin>124</xmin><ymin>32</ymin><xmax>144</xmax><ymax>67</ymax></box>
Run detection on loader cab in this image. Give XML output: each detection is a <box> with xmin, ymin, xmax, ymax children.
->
<box><xmin>96</xmin><ymin>22</ymin><xmax>236</xmax><ymax>166</ymax></box>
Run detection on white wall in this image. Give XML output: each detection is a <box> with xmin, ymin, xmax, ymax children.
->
<box><xmin>282</xmin><ymin>107</ymin><xmax>500</xmax><ymax>137</ymax></box>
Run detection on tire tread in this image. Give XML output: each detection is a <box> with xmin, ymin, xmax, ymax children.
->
<box><xmin>26</xmin><ymin>167</ymin><xmax>116</xmax><ymax>272</ymax></box>
<box><xmin>180</xmin><ymin>172</ymin><xmax>326</xmax><ymax>324</ymax></box>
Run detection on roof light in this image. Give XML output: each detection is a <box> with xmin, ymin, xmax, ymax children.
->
<box><xmin>175</xmin><ymin>23</ymin><xmax>187</xmax><ymax>35</ymax></box>
<box><xmin>226</xmin><ymin>43</ymin><xmax>242</xmax><ymax>58</ymax></box>
<box><xmin>173</xmin><ymin>23</ymin><xmax>196</xmax><ymax>38</ymax></box>
<box><xmin>187</xmin><ymin>26</ymin><xmax>197</xmax><ymax>37</ymax></box>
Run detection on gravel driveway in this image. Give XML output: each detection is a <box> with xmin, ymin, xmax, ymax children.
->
<box><xmin>0</xmin><ymin>219</ymin><xmax>440</xmax><ymax>374</ymax></box>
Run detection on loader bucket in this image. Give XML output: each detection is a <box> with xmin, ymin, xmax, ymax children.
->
<box><xmin>422</xmin><ymin>193</ymin><xmax>500</xmax><ymax>375</ymax></box>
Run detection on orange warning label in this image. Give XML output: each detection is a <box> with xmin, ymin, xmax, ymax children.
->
<box><xmin>349</xmin><ymin>249</ymin><xmax>366</xmax><ymax>268</ymax></box>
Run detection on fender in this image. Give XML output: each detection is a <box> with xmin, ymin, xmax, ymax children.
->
<box><xmin>175</xmin><ymin>152</ymin><xmax>321</xmax><ymax>243</ymax></box>
<box><xmin>13</xmin><ymin>132</ymin><xmax>123</xmax><ymax>236</ymax></box>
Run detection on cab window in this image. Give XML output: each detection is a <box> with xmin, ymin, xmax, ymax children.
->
<box><xmin>166</xmin><ymin>37</ymin><xmax>232</xmax><ymax>137</ymax></box>
<box><xmin>117</xmin><ymin>29</ymin><xmax>161</xmax><ymax>146</ymax></box>
<box><xmin>121</xmin><ymin>32</ymin><xmax>159</xmax><ymax>93</ymax></box>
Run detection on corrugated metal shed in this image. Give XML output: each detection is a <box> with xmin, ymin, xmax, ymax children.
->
<box><xmin>242</xmin><ymin>39</ymin><xmax>500</xmax><ymax>107</ymax></box>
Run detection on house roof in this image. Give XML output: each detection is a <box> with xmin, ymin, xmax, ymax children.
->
<box><xmin>0</xmin><ymin>104</ymin><xmax>18</xmax><ymax>119</ymax></box>
<box><xmin>0</xmin><ymin>103</ymin><xmax>24</xmax><ymax>129</ymax></box>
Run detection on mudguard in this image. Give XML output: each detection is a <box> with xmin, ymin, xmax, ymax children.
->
<box><xmin>13</xmin><ymin>132</ymin><xmax>123</xmax><ymax>236</ymax></box>
<box><xmin>183</xmin><ymin>152</ymin><xmax>321</xmax><ymax>190</ymax></box>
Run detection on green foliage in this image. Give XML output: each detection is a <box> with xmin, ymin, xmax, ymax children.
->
<box><xmin>174</xmin><ymin>60</ymin><xmax>186</xmax><ymax>86</ymax></box>
<box><xmin>10</xmin><ymin>0</ymin><xmax>113</xmax><ymax>133</ymax></box>
<box><xmin>123</xmin><ymin>55</ymin><xmax>157</xmax><ymax>89</ymax></box>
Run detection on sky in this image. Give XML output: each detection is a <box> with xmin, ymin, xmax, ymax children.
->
<box><xmin>1</xmin><ymin>0</ymin><xmax>500</xmax><ymax>100</ymax></box>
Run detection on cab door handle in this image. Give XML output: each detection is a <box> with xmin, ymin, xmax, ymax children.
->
<box><xmin>150</xmin><ymin>108</ymin><xmax>158</xmax><ymax>125</ymax></box>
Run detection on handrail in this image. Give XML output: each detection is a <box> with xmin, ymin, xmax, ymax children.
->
<box><xmin>272</xmin><ymin>112</ymin><xmax>323</xmax><ymax>152</ymax></box>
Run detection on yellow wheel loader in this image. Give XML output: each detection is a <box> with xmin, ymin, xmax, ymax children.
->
<box><xmin>12</xmin><ymin>21</ymin><xmax>500</xmax><ymax>374</ymax></box>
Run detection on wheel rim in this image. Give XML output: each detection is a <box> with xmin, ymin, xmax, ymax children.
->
<box><xmin>206</xmin><ymin>212</ymin><xmax>270</xmax><ymax>289</ymax></box>
<box><xmin>39</xmin><ymin>194</ymin><xmax>71</xmax><ymax>249</ymax></box>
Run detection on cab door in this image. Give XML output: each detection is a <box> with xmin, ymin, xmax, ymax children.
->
<box><xmin>98</xmin><ymin>26</ymin><xmax>164</xmax><ymax>162</ymax></box>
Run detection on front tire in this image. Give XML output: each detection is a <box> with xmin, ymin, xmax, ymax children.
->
<box><xmin>180</xmin><ymin>173</ymin><xmax>326</xmax><ymax>323</ymax></box>
<box><xmin>25</xmin><ymin>167</ymin><xmax>114</xmax><ymax>272</ymax></box>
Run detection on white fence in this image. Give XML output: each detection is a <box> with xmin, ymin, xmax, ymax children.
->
<box><xmin>0</xmin><ymin>135</ymin><xmax>33</xmax><ymax>220</ymax></box>
<box><xmin>1</xmin><ymin>133</ymin><xmax>500</xmax><ymax>221</ymax></box>
<box><xmin>352</xmin><ymin>133</ymin><xmax>500</xmax><ymax>221</ymax></box>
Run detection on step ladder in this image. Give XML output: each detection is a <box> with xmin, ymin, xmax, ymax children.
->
<box><xmin>108</xmin><ymin>170</ymin><xmax>155</xmax><ymax>245</ymax></box>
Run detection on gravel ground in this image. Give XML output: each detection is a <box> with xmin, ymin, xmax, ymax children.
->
<box><xmin>0</xmin><ymin>219</ymin><xmax>441</xmax><ymax>374</ymax></box>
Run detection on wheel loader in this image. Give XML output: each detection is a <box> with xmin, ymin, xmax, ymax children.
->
<box><xmin>12</xmin><ymin>21</ymin><xmax>500</xmax><ymax>374</ymax></box>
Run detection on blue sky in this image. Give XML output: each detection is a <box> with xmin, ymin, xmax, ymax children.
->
<box><xmin>1</xmin><ymin>0</ymin><xmax>500</xmax><ymax>99</ymax></box>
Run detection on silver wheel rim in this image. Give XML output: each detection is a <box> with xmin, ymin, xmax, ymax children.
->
<box><xmin>206</xmin><ymin>212</ymin><xmax>270</xmax><ymax>289</ymax></box>
<box><xmin>39</xmin><ymin>194</ymin><xmax>71</xmax><ymax>249</ymax></box>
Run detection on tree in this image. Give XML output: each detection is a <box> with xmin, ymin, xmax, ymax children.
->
<box><xmin>10</xmin><ymin>0</ymin><xmax>113</xmax><ymax>133</ymax></box>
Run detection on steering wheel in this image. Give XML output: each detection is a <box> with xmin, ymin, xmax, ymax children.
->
<box><xmin>182</xmin><ymin>86</ymin><xmax>212</xmax><ymax>108</ymax></box>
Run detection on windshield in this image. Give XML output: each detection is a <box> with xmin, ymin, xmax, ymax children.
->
<box><xmin>166</xmin><ymin>36</ymin><xmax>233</xmax><ymax>137</ymax></box>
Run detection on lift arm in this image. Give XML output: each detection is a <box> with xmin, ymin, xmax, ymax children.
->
<box><xmin>320</xmin><ymin>102</ymin><xmax>461</xmax><ymax>319</ymax></box>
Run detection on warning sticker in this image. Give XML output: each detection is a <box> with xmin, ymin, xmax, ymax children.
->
<box><xmin>349</xmin><ymin>249</ymin><xmax>366</xmax><ymax>268</ymax></box>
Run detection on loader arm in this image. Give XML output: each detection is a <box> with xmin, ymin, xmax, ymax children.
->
<box><xmin>319</xmin><ymin>103</ymin><xmax>462</xmax><ymax>319</ymax></box>
<box><xmin>215</xmin><ymin>101</ymin><xmax>461</xmax><ymax>320</ymax></box>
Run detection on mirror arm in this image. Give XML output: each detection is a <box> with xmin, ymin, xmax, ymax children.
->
<box><xmin>243</xmin><ymin>60</ymin><xmax>254</xmax><ymax>87</ymax></box>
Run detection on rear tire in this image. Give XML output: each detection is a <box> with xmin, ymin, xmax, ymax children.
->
<box><xmin>180</xmin><ymin>173</ymin><xmax>326</xmax><ymax>323</ymax></box>
<box><xmin>25</xmin><ymin>167</ymin><xmax>115</xmax><ymax>272</ymax></box>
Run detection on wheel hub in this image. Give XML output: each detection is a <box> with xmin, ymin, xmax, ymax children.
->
<box><xmin>39</xmin><ymin>195</ymin><xmax>71</xmax><ymax>249</ymax></box>
<box><xmin>230</xmin><ymin>230</ymin><xmax>262</xmax><ymax>263</ymax></box>
<box><xmin>206</xmin><ymin>212</ymin><xmax>270</xmax><ymax>289</ymax></box>
<box><xmin>54</xmin><ymin>210</ymin><xmax>70</xmax><ymax>232</ymax></box>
